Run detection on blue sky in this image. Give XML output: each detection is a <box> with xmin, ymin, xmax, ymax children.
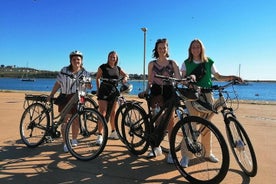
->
<box><xmin>1</xmin><ymin>0</ymin><xmax>275</xmax><ymax>80</ymax></box>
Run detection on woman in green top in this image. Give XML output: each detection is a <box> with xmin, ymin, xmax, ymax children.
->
<box><xmin>180</xmin><ymin>39</ymin><xmax>243</xmax><ymax>167</ymax></box>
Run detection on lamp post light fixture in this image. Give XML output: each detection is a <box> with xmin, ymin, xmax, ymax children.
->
<box><xmin>141</xmin><ymin>27</ymin><xmax>147</xmax><ymax>91</ymax></box>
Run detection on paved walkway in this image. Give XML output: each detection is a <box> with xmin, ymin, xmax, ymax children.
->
<box><xmin>1</xmin><ymin>92</ymin><xmax>276</xmax><ymax>183</ymax></box>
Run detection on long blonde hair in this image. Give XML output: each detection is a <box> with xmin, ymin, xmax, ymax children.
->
<box><xmin>187</xmin><ymin>39</ymin><xmax>208</xmax><ymax>62</ymax></box>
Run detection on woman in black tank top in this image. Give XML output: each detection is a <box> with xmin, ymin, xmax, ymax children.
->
<box><xmin>95</xmin><ymin>51</ymin><xmax>129</xmax><ymax>144</ymax></box>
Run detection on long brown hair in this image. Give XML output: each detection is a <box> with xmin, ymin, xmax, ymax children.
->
<box><xmin>187</xmin><ymin>39</ymin><xmax>208</xmax><ymax>62</ymax></box>
<box><xmin>152</xmin><ymin>38</ymin><xmax>170</xmax><ymax>59</ymax></box>
<box><xmin>106</xmin><ymin>50</ymin><xmax>119</xmax><ymax>66</ymax></box>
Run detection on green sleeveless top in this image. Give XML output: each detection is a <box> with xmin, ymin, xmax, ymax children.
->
<box><xmin>184</xmin><ymin>57</ymin><xmax>214</xmax><ymax>88</ymax></box>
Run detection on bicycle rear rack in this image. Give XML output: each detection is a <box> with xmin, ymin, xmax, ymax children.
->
<box><xmin>23</xmin><ymin>94</ymin><xmax>48</xmax><ymax>109</ymax></box>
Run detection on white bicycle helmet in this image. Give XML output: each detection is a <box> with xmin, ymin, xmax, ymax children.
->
<box><xmin>69</xmin><ymin>50</ymin><xmax>83</xmax><ymax>59</ymax></box>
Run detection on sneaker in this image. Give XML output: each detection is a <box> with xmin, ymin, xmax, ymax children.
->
<box><xmin>147</xmin><ymin>146</ymin><xmax>162</xmax><ymax>158</ymax></box>
<box><xmin>109</xmin><ymin>130</ymin><xmax>119</xmax><ymax>140</ymax></box>
<box><xmin>166</xmin><ymin>153</ymin><xmax>174</xmax><ymax>164</ymax></box>
<box><xmin>235</xmin><ymin>140</ymin><xmax>245</xmax><ymax>151</ymax></box>
<box><xmin>208</xmin><ymin>154</ymin><xmax>219</xmax><ymax>163</ymax></box>
<box><xmin>71</xmin><ymin>139</ymin><xmax>78</xmax><ymax>147</ymax></box>
<box><xmin>63</xmin><ymin>144</ymin><xmax>68</xmax><ymax>153</ymax></box>
<box><xmin>180</xmin><ymin>156</ymin><xmax>189</xmax><ymax>168</ymax></box>
<box><xmin>96</xmin><ymin>135</ymin><xmax>103</xmax><ymax>146</ymax></box>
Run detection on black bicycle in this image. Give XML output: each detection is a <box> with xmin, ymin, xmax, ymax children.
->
<box><xmin>65</xmin><ymin>78</ymin><xmax>134</xmax><ymax>161</ymax></box>
<box><xmin>20</xmin><ymin>73</ymin><xmax>107</xmax><ymax>161</ymax></box>
<box><xmin>118</xmin><ymin>74</ymin><xmax>230</xmax><ymax>184</ymax></box>
<box><xmin>193</xmin><ymin>80</ymin><xmax>257</xmax><ymax>177</ymax></box>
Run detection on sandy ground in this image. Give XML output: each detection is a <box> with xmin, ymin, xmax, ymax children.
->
<box><xmin>0</xmin><ymin>91</ymin><xmax>276</xmax><ymax>184</ymax></box>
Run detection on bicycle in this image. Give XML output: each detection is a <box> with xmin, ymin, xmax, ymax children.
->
<box><xmin>66</xmin><ymin>77</ymin><xmax>135</xmax><ymax>160</ymax></box>
<box><xmin>20</xmin><ymin>73</ymin><xmax>107</xmax><ymax>161</ymax></box>
<box><xmin>118</xmin><ymin>74</ymin><xmax>230</xmax><ymax>184</ymax></box>
<box><xmin>191</xmin><ymin>80</ymin><xmax>257</xmax><ymax>177</ymax></box>
<box><xmin>94</xmin><ymin>78</ymin><xmax>135</xmax><ymax>139</ymax></box>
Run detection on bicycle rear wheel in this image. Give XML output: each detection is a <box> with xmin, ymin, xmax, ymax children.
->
<box><xmin>170</xmin><ymin>116</ymin><xmax>229</xmax><ymax>184</ymax></box>
<box><xmin>65</xmin><ymin>108</ymin><xmax>108</xmax><ymax>161</ymax></box>
<box><xmin>120</xmin><ymin>104</ymin><xmax>150</xmax><ymax>155</ymax></box>
<box><xmin>83</xmin><ymin>97</ymin><xmax>98</xmax><ymax>134</ymax></box>
<box><xmin>114</xmin><ymin>102</ymin><xmax>130</xmax><ymax>142</ymax></box>
<box><xmin>20</xmin><ymin>103</ymin><xmax>50</xmax><ymax>147</ymax></box>
<box><xmin>84</xmin><ymin>96</ymin><xmax>98</xmax><ymax>109</ymax></box>
<box><xmin>226</xmin><ymin>116</ymin><xmax>257</xmax><ymax>177</ymax></box>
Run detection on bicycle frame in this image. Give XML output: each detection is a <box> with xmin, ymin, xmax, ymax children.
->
<box><xmin>143</xmin><ymin>75</ymin><xmax>193</xmax><ymax>149</ymax></box>
<box><xmin>147</xmin><ymin>92</ymin><xmax>178</xmax><ymax>147</ymax></box>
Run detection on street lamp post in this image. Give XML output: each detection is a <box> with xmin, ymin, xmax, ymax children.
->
<box><xmin>141</xmin><ymin>27</ymin><xmax>147</xmax><ymax>91</ymax></box>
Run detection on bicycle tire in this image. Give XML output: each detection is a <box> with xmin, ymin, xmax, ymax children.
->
<box><xmin>65</xmin><ymin>108</ymin><xmax>108</xmax><ymax>161</ymax></box>
<box><xmin>226</xmin><ymin>116</ymin><xmax>257</xmax><ymax>177</ymax></box>
<box><xmin>170</xmin><ymin>116</ymin><xmax>229</xmax><ymax>184</ymax></box>
<box><xmin>160</xmin><ymin>104</ymin><xmax>187</xmax><ymax>153</ymax></box>
<box><xmin>120</xmin><ymin>104</ymin><xmax>150</xmax><ymax>155</ymax></box>
<box><xmin>114</xmin><ymin>102</ymin><xmax>129</xmax><ymax>143</ymax></box>
<box><xmin>19</xmin><ymin>103</ymin><xmax>50</xmax><ymax>147</ymax></box>
<box><xmin>84</xmin><ymin>96</ymin><xmax>98</xmax><ymax>109</ymax></box>
<box><xmin>84</xmin><ymin>97</ymin><xmax>99</xmax><ymax>134</ymax></box>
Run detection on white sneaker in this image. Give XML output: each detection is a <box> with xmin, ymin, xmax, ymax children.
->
<box><xmin>71</xmin><ymin>139</ymin><xmax>78</xmax><ymax>147</ymax></box>
<box><xmin>109</xmin><ymin>130</ymin><xmax>119</xmax><ymax>140</ymax></box>
<box><xmin>208</xmin><ymin>154</ymin><xmax>219</xmax><ymax>163</ymax></box>
<box><xmin>147</xmin><ymin>146</ymin><xmax>162</xmax><ymax>158</ymax></box>
<box><xmin>180</xmin><ymin>156</ymin><xmax>189</xmax><ymax>168</ymax></box>
<box><xmin>63</xmin><ymin>144</ymin><xmax>68</xmax><ymax>153</ymax></box>
<box><xmin>96</xmin><ymin>135</ymin><xmax>103</xmax><ymax>146</ymax></box>
<box><xmin>167</xmin><ymin>153</ymin><xmax>174</xmax><ymax>164</ymax></box>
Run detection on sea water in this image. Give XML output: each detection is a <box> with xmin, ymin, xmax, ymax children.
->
<box><xmin>0</xmin><ymin>78</ymin><xmax>275</xmax><ymax>101</ymax></box>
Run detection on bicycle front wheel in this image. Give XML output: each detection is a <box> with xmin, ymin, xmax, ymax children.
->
<box><xmin>226</xmin><ymin>116</ymin><xmax>257</xmax><ymax>177</ymax></box>
<box><xmin>65</xmin><ymin>108</ymin><xmax>108</xmax><ymax>161</ymax></box>
<box><xmin>120</xmin><ymin>104</ymin><xmax>150</xmax><ymax>155</ymax></box>
<box><xmin>84</xmin><ymin>96</ymin><xmax>98</xmax><ymax>109</ymax></box>
<box><xmin>114</xmin><ymin>102</ymin><xmax>130</xmax><ymax>142</ymax></box>
<box><xmin>19</xmin><ymin>103</ymin><xmax>50</xmax><ymax>147</ymax></box>
<box><xmin>170</xmin><ymin>116</ymin><xmax>229</xmax><ymax>184</ymax></box>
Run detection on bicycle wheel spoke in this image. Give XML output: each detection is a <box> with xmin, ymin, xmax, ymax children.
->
<box><xmin>20</xmin><ymin>103</ymin><xmax>50</xmax><ymax>147</ymax></box>
<box><xmin>65</xmin><ymin>108</ymin><xmax>107</xmax><ymax>161</ymax></box>
<box><xmin>120</xmin><ymin>105</ymin><xmax>149</xmax><ymax>155</ymax></box>
<box><xmin>227</xmin><ymin>117</ymin><xmax>257</xmax><ymax>176</ymax></box>
<box><xmin>170</xmin><ymin>116</ymin><xmax>229</xmax><ymax>184</ymax></box>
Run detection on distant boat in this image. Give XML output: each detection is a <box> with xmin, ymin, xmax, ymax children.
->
<box><xmin>21</xmin><ymin>68</ymin><xmax>35</xmax><ymax>82</ymax></box>
<box><xmin>21</xmin><ymin>78</ymin><xmax>35</xmax><ymax>82</ymax></box>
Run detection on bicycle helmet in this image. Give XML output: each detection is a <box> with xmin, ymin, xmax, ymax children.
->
<box><xmin>120</xmin><ymin>83</ymin><xmax>133</xmax><ymax>93</ymax></box>
<box><xmin>69</xmin><ymin>50</ymin><xmax>83</xmax><ymax>59</ymax></box>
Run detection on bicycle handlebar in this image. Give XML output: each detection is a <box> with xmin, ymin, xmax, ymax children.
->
<box><xmin>60</xmin><ymin>72</ymin><xmax>91</xmax><ymax>84</ymax></box>
<box><xmin>101</xmin><ymin>77</ymin><xmax>124</xmax><ymax>83</ymax></box>
<box><xmin>211</xmin><ymin>79</ymin><xmax>241</xmax><ymax>91</ymax></box>
<box><xmin>155</xmin><ymin>74</ymin><xmax>193</xmax><ymax>84</ymax></box>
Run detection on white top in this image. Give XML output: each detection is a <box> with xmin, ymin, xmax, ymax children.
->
<box><xmin>56</xmin><ymin>66</ymin><xmax>90</xmax><ymax>94</ymax></box>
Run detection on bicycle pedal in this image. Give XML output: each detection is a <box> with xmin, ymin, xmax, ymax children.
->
<box><xmin>45</xmin><ymin>136</ymin><xmax>54</xmax><ymax>143</ymax></box>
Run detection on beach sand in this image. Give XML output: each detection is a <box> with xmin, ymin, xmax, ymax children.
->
<box><xmin>0</xmin><ymin>91</ymin><xmax>276</xmax><ymax>183</ymax></box>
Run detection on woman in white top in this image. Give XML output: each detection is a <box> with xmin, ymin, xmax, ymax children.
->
<box><xmin>47</xmin><ymin>50</ymin><xmax>91</xmax><ymax>152</ymax></box>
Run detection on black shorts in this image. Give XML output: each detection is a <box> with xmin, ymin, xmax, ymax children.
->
<box><xmin>149</xmin><ymin>84</ymin><xmax>174</xmax><ymax>107</ymax></box>
<box><xmin>97</xmin><ymin>82</ymin><xmax>119</xmax><ymax>101</ymax></box>
<box><xmin>150</xmin><ymin>84</ymin><xmax>174</xmax><ymax>99</ymax></box>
